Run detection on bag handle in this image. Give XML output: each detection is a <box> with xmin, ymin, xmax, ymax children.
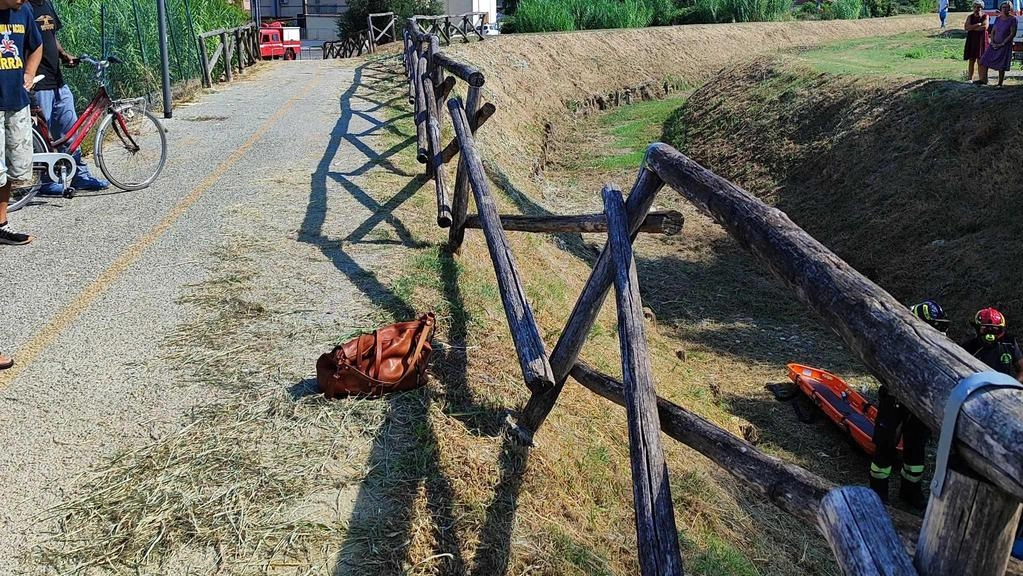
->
<box><xmin>341</xmin><ymin>313</ymin><xmax>435</xmax><ymax>387</ymax></box>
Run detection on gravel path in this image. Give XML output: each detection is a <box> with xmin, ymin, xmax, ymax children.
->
<box><xmin>0</xmin><ymin>57</ymin><xmax>395</xmax><ymax>567</ymax></box>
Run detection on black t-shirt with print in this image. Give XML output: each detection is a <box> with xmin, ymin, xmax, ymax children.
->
<box><xmin>30</xmin><ymin>0</ymin><xmax>61</xmax><ymax>91</ymax></box>
<box><xmin>961</xmin><ymin>334</ymin><xmax>1023</xmax><ymax>376</ymax></box>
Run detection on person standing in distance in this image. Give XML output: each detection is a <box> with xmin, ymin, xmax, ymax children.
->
<box><xmin>29</xmin><ymin>0</ymin><xmax>108</xmax><ymax>194</ymax></box>
<box><xmin>0</xmin><ymin>0</ymin><xmax>43</xmax><ymax>246</ymax></box>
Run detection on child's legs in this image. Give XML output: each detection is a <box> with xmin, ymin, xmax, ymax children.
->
<box><xmin>0</xmin><ymin>110</ymin><xmax>10</xmax><ymax>223</ymax></box>
<box><xmin>5</xmin><ymin>106</ymin><xmax>32</xmax><ymax>184</ymax></box>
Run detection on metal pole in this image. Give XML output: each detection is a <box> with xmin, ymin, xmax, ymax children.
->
<box><xmin>156</xmin><ymin>0</ymin><xmax>173</xmax><ymax>118</ymax></box>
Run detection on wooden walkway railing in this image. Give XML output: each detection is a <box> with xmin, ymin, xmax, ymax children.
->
<box><xmin>411</xmin><ymin>12</ymin><xmax>488</xmax><ymax>45</ymax></box>
<box><xmin>197</xmin><ymin>23</ymin><xmax>259</xmax><ymax>88</ymax></box>
<box><xmin>324</xmin><ymin>13</ymin><xmax>396</xmax><ymax>59</ymax></box>
<box><xmin>402</xmin><ymin>21</ymin><xmax>1023</xmax><ymax>576</ymax></box>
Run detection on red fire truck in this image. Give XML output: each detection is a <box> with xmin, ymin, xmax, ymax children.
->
<box><xmin>259</xmin><ymin>22</ymin><xmax>301</xmax><ymax>60</ymax></box>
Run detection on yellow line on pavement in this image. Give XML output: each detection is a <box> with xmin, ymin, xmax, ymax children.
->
<box><xmin>1</xmin><ymin>68</ymin><xmax>324</xmax><ymax>388</ymax></box>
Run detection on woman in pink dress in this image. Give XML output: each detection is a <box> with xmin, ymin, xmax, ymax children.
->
<box><xmin>964</xmin><ymin>0</ymin><xmax>989</xmax><ymax>81</ymax></box>
<box><xmin>977</xmin><ymin>0</ymin><xmax>1018</xmax><ymax>86</ymax></box>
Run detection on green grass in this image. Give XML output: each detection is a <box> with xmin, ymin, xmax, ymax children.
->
<box><xmin>794</xmin><ymin>31</ymin><xmax>966</xmax><ymax>78</ymax></box>
<box><xmin>578</xmin><ymin>97</ymin><xmax>687</xmax><ymax>171</ymax></box>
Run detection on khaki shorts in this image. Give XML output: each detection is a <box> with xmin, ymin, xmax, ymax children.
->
<box><xmin>0</xmin><ymin>106</ymin><xmax>33</xmax><ymax>187</ymax></box>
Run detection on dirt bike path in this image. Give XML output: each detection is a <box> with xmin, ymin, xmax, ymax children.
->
<box><xmin>0</xmin><ymin>58</ymin><xmax>398</xmax><ymax>568</ymax></box>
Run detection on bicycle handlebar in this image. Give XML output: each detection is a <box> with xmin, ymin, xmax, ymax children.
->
<box><xmin>78</xmin><ymin>54</ymin><xmax>122</xmax><ymax>67</ymax></box>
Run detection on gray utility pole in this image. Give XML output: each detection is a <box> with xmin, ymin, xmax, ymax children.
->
<box><xmin>156</xmin><ymin>0</ymin><xmax>173</xmax><ymax>119</ymax></box>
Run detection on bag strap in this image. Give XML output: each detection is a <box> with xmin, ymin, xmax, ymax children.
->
<box><xmin>340</xmin><ymin>314</ymin><xmax>434</xmax><ymax>387</ymax></box>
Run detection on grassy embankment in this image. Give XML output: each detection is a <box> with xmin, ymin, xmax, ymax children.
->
<box><xmin>668</xmin><ymin>29</ymin><xmax>1023</xmax><ymax>330</ymax></box>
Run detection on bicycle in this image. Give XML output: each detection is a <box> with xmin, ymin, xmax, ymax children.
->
<box><xmin>10</xmin><ymin>54</ymin><xmax>168</xmax><ymax>212</ymax></box>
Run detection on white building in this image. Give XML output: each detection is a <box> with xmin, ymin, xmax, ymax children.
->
<box><xmin>443</xmin><ymin>0</ymin><xmax>497</xmax><ymax>23</ymax></box>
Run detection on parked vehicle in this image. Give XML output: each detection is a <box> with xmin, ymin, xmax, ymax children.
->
<box><xmin>260</xmin><ymin>22</ymin><xmax>301</xmax><ymax>60</ymax></box>
<box><xmin>481</xmin><ymin>23</ymin><xmax>500</xmax><ymax>36</ymax></box>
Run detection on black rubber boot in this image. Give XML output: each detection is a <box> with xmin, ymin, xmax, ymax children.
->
<box><xmin>899</xmin><ymin>480</ymin><xmax>926</xmax><ymax>509</ymax></box>
<box><xmin>869</xmin><ymin>476</ymin><xmax>890</xmax><ymax>503</ymax></box>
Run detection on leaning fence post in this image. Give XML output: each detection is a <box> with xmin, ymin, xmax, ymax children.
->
<box><xmin>235</xmin><ymin>28</ymin><xmax>245</xmax><ymax>73</ymax></box>
<box><xmin>414</xmin><ymin>49</ymin><xmax>430</xmax><ymax>168</ymax></box>
<box><xmin>448</xmin><ymin>97</ymin><xmax>555</xmax><ymax>394</ymax></box>
<box><xmin>197</xmin><ymin>34</ymin><xmax>211</xmax><ymax>88</ymax></box>
<box><xmin>604</xmin><ymin>185</ymin><xmax>684</xmax><ymax>576</ymax></box>
<box><xmin>448</xmin><ymin>84</ymin><xmax>482</xmax><ymax>252</ymax></box>
<box><xmin>818</xmin><ymin>487</ymin><xmax>918</xmax><ymax>576</ymax></box>
<box><xmin>915</xmin><ymin>462</ymin><xmax>1021</xmax><ymax>575</ymax></box>
<box><xmin>422</xmin><ymin>62</ymin><xmax>451</xmax><ymax>227</ymax></box>
<box><xmin>515</xmin><ymin>164</ymin><xmax>665</xmax><ymax>440</ymax></box>
<box><xmin>428</xmin><ymin>35</ymin><xmax>443</xmax><ymax>106</ymax></box>
<box><xmin>220</xmin><ymin>31</ymin><xmax>232</xmax><ymax>82</ymax></box>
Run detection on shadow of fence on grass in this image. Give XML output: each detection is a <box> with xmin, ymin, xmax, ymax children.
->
<box><xmin>298</xmin><ymin>58</ymin><xmax>524</xmax><ymax>574</ymax></box>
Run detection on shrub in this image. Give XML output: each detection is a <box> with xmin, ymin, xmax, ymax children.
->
<box><xmin>821</xmin><ymin>0</ymin><xmax>862</xmax><ymax>18</ymax></box>
<box><xmin>863</xmin><ymin>0</ymin><xmax>896</xmax><ymax>17</ymax></box>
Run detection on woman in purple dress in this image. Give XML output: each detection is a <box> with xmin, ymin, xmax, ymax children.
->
<box><xmin>977</xmin><ymin>0</ymin><xmax>1018</xmax><ymax>86</ymax></box>
<box><xmin>965</xmin><ymin>0</ymin><xmax>989</xmax><ymax>81</ymax></box>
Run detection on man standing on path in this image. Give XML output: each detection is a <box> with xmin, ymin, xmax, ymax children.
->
<box><xmin>29</xmin><ymin>0</ymin><xmax>108</xmax><ymax>195</ymax></box>
<box><xmin>939</xmin><ymin>0</ymin><xmax>949</xmax><ymax>28</ymax></box>
<box><xmin>0</xmin><ymin>0</ymin><xmax>43</xmax><ymax>246</ymax></box>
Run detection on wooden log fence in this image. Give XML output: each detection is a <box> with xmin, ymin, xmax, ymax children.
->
<box><xmin>324</xmin><ymin>13</ymin><xmax>397</xmax><ymax>59</ymax></box>
<box><xmin>411</xmin><ymin>12</ymin><xmax>489</xmax><ymax>46</ymax></box>
<box><xmin>323</xmin><ymin>30</ymin><xmax>372</xmax><ymax>59</ymax></box>
<box><xmin>197</xmin><ymin>23</ymin><xmax>258</xmax><ymax>88</ymax></box>
<box><xmin>367</xmin><ymin>12</ymin><xmax>397</xmax><ymax>53</ymax></box>
<box><xmin>401</xmin><ymin>22</ymin><xmax>1023</xmax><ymax>576</ymax></box>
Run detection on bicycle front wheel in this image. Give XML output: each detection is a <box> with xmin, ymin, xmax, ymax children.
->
<box><xmin>95</xmin><ymin>106</ymin><xmax>167</xmax><ymax>191</ymax></box>
<box><xmin>8</xmin><ymin>128</ymin><xmax>49</xmax><ymax>212</ymax></box>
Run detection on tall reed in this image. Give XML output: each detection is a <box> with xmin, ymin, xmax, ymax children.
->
<box><xmin>53</xmin><ymin>0</ymin><xmax>247</xmax><ymax>103</ymax></box>
<box><xmin>506</xmin><ymin>0</ymin><xmax>663</xmax><ymax>32</ymax></box>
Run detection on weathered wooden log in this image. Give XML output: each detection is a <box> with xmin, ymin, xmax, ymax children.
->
<box><xmin>435</xmin><ymin>76</ymin><xmax>457</xmax><ymax>113</ymax></box>
<box><xmin>414</xmin><ymin>54</ymin><xmax>429</xmax><ymax>165</ymax></box>
<box><xmin>604</xmin><ymin>185</ymin><xmax>684</xmax><ymax>576</ymax></box>
<box><xmin>197</xmin><ymin>35</ymin><xmax>211</xmax><ymax>88</ymax></box>
<box><xmin>440</xmin><ymin>102</ymin><xmax>495</xmax><ymax>165</ymax></box>
<box><xmin>234</xmin><ymin>28</ymin><xmax>244</xmax><ymax>73</ymax></box>
<box><xmin>405</xmin><ymin>37</ymin><xmax>416</xmax><ymax>103</ymax></box>
<box><xmin>571</xmin><ymin>362</ymin><xmax>831</xmax><ymax>527</ymax></box>
<box><xmin>515</xmin><ymin>165</ymin><xmax>665</xmax><ymax>440</ymax></box>
<box><xmin>644</xmin><ymin>142</ymin><xmax>1023</xmax><ymax>501</ymax></box>
<box><xmin>422</xmin><ymin>66</ymin><xmax>451</xmax><ymax>228</ymax></box>
<box><xmin>434</xmin><ymin>52</ymin><xmax>484</xmax><ymax>87</ymax></box>
<box><xmin>464</xmin><ymin>210</ymin><xmax>684</xmax><ymax>236</ymax></box>
<box><xmin>448</xmin><ymin>86</ymin><xmax>483</xmax><ymax>252</ymax></box>
<box><xmin>915</xmin><ymin>463</ymin><xmax>1022</xmax><ymax>575</ymax></box>
<box><xmin>448</xmin><ymin>97</ymin><xmax>555</xmax><ymax>393</ymax></box>
<box><xmin>567</xmin><ymin>362</ymin><xmax>1023</xmax><ymax>570</ymax></box>
<box><xmin>818</xmin><ymin>488</ymin><xmax>919</xmax><ymax>576</ymax></box>
<box><xmin>220</xmin><ymin>31</ymin><xmax>232</xmax><ymax>82</ymax></box>
<box><xmin>428</xmin><ymin>35</ymin><xmax>443</xmax><ymax>93</ymax></box>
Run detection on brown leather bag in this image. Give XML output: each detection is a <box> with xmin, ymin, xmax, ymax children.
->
<box><xmin>316</xmin><ymin>312</ymin><xmax>436</xmax><ymax>398</ymax></box>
